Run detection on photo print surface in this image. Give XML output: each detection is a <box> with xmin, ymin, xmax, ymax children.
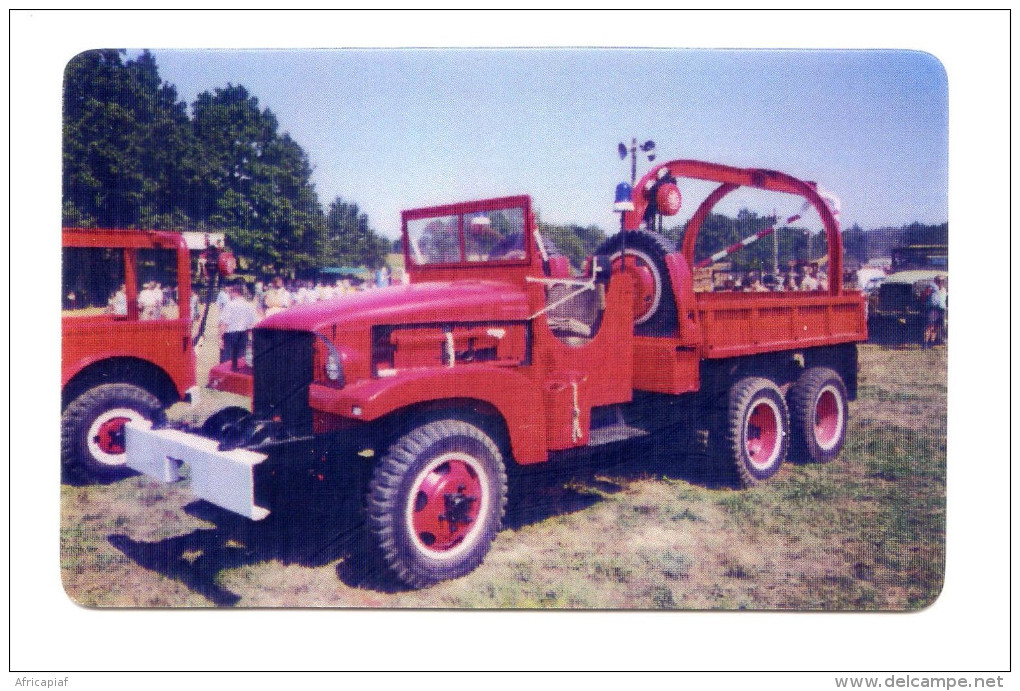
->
<box><xmin>60</xmin><ymin>48</ymin><xmax>947</xmax><ymax>609</ymax></box>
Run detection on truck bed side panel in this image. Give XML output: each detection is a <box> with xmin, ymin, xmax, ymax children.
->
<box><xmin>696</xmin><ymin>292</ymin><xmax>867</xmax><ymax>359</ymax></box>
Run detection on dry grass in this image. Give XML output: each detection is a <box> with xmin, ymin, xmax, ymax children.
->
<box><xmin>60</xmin><ymin>343</ymin><xmax>946</xmax><ymax>610</ymax></box>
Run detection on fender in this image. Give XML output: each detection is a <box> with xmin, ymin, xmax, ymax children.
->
<box><xmin>310</xmin><ymin>366</ymin><xmax>548</xmax><ymax>464</ymax></box>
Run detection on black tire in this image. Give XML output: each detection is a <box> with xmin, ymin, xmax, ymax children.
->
<box><xmin>60</xmin><ymin>383</ymin><xmax>162</xmax><ymax>479</ymax></box>
<box><xmin>788</xmin><ymin>367</ymin><xmax>848</xmax><ymax>463</ymax></box>
<box><xmin>595</xmin><ymin>230</ymin><xmax>678</xmax><ymax>337</ymax></box>
<box><xmin>200</xmin><ymin>406</ymin><xmax>250</xmax><ymax>442</ymax></box>
<box><xmin>725</xmin><ymin>377</ymin><xmax>790</xmax><ymax>487</ymax></box>
<box><xmin>366</xmin><ymin>419</ymin><xmax>507</xmax><ymax>588</ymax></box>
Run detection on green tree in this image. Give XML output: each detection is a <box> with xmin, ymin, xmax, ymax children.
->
<box><xmin>127</xmin><ymin>51</ymin><xmax>197</xmax><ymax>229</ymax></box>
<box><xmin>899</xmin><ymin>222</ymin><xmax>948</xmax><ymax>247</ymax></box>
<box><xmin>537</xmin><ymin>222</ymin><xmax>607</xmax><ymax>269</ymax></box>
<box><xmin>842</xmin><ymin>223</ymin><xmax>869</xmax><ymax>266</ymax></box>
<box><xmin>190</xmin><ymin>84</ymin><xmax>323</xmax><ymax>275</ymax></box>
<box><xmin>62</xmin><ymin>50</ymin><xmax>391</xmax><ymax>279</ymax></box>
<box><xmin>63</xmin><ymin>50</ymin><xmax>151</xmax><ymax>227</ymax></box>
<box><xmin>676</xmin><ymin>210</ymin><xmax>824</xmax><ymax>274</ymax></box>
<box><xmin>320</xmin><ymin>197</ymin><xmax>388</xmax><ymax>269</ymax></box>
<box><xmin>63</xmin><ymin>50</ymin><xmax>200</xmax><ymax>230</ymax></box>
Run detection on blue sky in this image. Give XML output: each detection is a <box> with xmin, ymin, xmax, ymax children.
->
<box><xmin>131</xmin><ymin>48</ymin><xmax>947</xmax><ymax>239</ymax></box>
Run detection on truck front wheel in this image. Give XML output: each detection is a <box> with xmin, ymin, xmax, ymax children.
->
<box><xmin>367</xmin><ymin>419</ymin><xmax>507</xmax><ymax>588</ymax></box>
<box><xmin>726</xmin><ymin>377</ymin><xmax>790</xmax><ymax>487</ymax></box>
<box><xmin>788</xmin><ymin>367</ymin><xmax>848</xmax><ymax>463</ymax></box>
<box><xmin>61</xmin><ymin>383</ymin><xmax>162</xmax><ymax>480</ymax></box>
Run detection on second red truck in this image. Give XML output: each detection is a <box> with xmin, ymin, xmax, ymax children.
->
<box><xmin>126</xmin><ymin>158</ymin><xmax>867</xmax><ymax>588</ymax></box>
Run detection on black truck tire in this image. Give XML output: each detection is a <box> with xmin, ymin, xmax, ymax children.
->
<box><xmin>61</xmin><ymin>383</ymin><xmax>162</xmax><ymax>479</ymax></box>
<box><xmin>200</xmin><ymin>406</ymin><xmax>251</xmax><ymax>443</ymax></box>
<box><xmin>788</xmin><ymin>367</ymin><xmax>848</xmax><ymax>463</ymax></box>
<box><xmin>725</xmin><ymin>377</ymin><xmax>790</xmax><ymax>487</ymax></box>
<box><xmin>595</xmin><ymin>230</ymin><xmax>678</xmax><ymax>337</ymax></box>
<box><xmin>366</xmin><ymin>419</ymin><xmax>507</xmax><ymax>588</ymax></box>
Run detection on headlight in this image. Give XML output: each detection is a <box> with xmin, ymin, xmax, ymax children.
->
<box><xmin>325</xmin><ymin>351</ymin><xmax>342</xmax><ymax>381</ymax></box>
<box><xmin>313</xmin><ymin>332</ymin><xmax>345</xmax><ymax>387</ymax></box>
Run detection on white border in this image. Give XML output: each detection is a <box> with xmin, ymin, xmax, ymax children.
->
<box><xmin>8</xmin><ymin>8</ymin><xmax>1009</xmax><ymax>681</ymax></box>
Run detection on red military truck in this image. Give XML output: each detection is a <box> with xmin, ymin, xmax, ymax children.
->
<box><xmin>62</xmin><ymin>228</ymin><xmax>198</xmax><ymax>479</ymax></box>
<box><xmin>126</xmin><ymin>158</ymin><xmax>867</xmax><ymax>588</ymax></box>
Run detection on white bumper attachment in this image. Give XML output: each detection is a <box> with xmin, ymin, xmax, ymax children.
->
<box><xmin>125</xmin><ymin>421</ymin><xmax>270</xmax><ymax>520</ymax></box>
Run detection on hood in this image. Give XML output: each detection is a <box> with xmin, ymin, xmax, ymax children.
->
<box><xmin>882</xmin><ymin>269</ymin><xmax>946</xmax><ymax>286</ymax></box>
<box><xmin>258</xmin><ymin>280</ymin><xmax>530</xmax><ymax>332</ymax></box>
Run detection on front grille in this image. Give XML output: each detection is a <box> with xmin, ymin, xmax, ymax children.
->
<box><xmin>877</xmin><ymin>284</ymin><xmax>914</xmax><ymax>313</ymax></box>
<box><xmin>253</xmin><ymin>328</ymin><xmax>315</xmax><ymax>437</ymax></box>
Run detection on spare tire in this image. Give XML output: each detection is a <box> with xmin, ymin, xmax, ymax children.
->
<box><xmin>595</xmin><ymin>230</ymin><xmax>678</xmax><ymax>337</ymax></box>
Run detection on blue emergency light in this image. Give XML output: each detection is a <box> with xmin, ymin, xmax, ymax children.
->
<box><xmin>614</xmin><ymin>182</ymin><xmax>634</xmax><ymax>212</ymax></box>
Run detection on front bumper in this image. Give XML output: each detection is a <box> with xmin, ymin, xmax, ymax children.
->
<box><xmin>125</xmin><ymin>421</ymin><xmax>270</xmax><ymax>520</ymax></box>
<box><xmin>207</xmin><ymin>360</ymin><xmax>254</xmax><ymax>398</ymax></box>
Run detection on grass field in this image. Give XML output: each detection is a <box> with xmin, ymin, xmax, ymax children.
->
<box><xmin>60</xmin><ymin>342</ymin><xmax>946</xmax><ymax>609</ymax></box>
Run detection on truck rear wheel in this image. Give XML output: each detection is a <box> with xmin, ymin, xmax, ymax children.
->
<box><xmin>595</xmin><ymin>230</ymin><xmax>678</xmax><ymax>337</ymax></box>
<box><xmin>61</xmin><ymin>383</ymin><xmax>162</xmax><ymax>479</ymax></box>
<box><xmin>367</xmin><ymin>419</ymin><xmax>507</xmax><ymax>588</ymax></box>
<box><xmin>788</xmin><ymin>367</ymin><xmax>848</xmax><ymax>463</ymax></box>
<box><xmin>726</xmin><ymin>377</ymin><xmax>790</xmax><ymax>487</ymax></box>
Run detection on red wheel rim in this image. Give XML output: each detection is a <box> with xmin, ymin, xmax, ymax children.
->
<box><xmin>95</xmin><ymin>416</ymin><xmax>131</xmax><ymax>454</ymax></box>
<box><xmin>813</xmin><ymin>387</ymin><xmax>843</xmax><ymax>449</ymax></box>
<box><xmin>409</xmin><ymin>456</ymin><xmax>484</xmax><ymax>554</ymax></box>
<box><xmin>745</xmin><ymin>401</ymin><xmax>780</xmax><ymax>469</ymax></box>
<box><xmin>611</xmin><ymin>254</ymin><xmax>658</xmax><ymax>322</ymax></box>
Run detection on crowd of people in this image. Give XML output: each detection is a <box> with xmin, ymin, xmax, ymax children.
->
<box><xmin>714</xmin><ymin>264</ymin><xmax>829</xmax><ymax>293</ymax></box>
<box><xmin>105</xmin><ymin>281</ymin><xmax>192</xmax><ymax>320</ymax></box>
<box><xmin>211</xmin><ymin>266</ymin><xmax>405</xmax><ymax>370</ymax></box>
<box><xmin>103</xmin><ymin>265</ymin><xmax>405</xmax><ymax>323</ymax></box>
<box><xmin>216</xmin><ymin>266</ymin><xmax>404</xmax><ymax>317</ymax></box>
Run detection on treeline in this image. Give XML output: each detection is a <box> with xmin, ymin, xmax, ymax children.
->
<box><xmin>660</xmin><ymin>210</ymin><xmax>831</xmax><ymax>274</ymax></box>
<box><xmin>63</xmin><ymin>51</ymin><xmax>943</xmax><ymax>278</ymax></box>
<box><xmin>663</xmin><ymin>214</ymin><xmax>947</xmax><ymax>273</ymax></box>
<box><xmin>62</xmin><ymin>49</ymin><xmax>388</xmax><ymax>277</ymax></box>
<box><xmin>537</xmin><ymin>222</ymin><xmax>608</xmax><ymax>269</ymax></box>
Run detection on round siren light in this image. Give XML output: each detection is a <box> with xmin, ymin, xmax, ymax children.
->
<box><xmin>656</xmin><ymin>182</ymin><xmax>681</xmax><ymax>216</ymax></box>
<box><xmin>218</xmin><ymin>251</ymin><xmax>237</xmax><ymax>276</ymax></box>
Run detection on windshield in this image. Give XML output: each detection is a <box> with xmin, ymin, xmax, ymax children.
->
<box><xmin>404</xmin><ymin>200</ymin><xmax>529</xmax><ymax>267</ymax></box>
<box><xmin>891</xmin><ymin>247</ymin><xmax>948</xmax><ymax>272</ymax></box>
<box><xmin>62</xmin><ymin>245</ymin><xmax>181</xmax><ymax>319</ymax></box>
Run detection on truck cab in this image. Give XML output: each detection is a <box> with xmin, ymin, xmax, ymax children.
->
<box><xmin>869</xmin><ymin>243</ymin><xmax>948</xmax><ymax>343</ymax></box>
<box><xmin>234</xmin><ymin>194</ymin><xmax>640</xmax><ymax>461</ymax></box>
<box><xmin>62</xmin><ymin>228</ymin><xmax>196</xmax><ymax>479</ymax></box>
